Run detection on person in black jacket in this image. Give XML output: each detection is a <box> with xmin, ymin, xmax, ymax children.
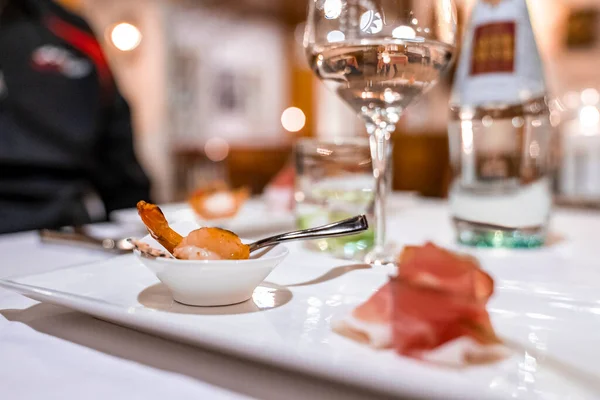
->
<box><xmin>0</xmin><ymin>0</ymin><xmax>151</xmax><ymax>234</ymax></box>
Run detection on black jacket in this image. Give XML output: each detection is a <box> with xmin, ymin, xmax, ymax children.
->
<box><xmin>0</xmin><ymin>0</ymin><xmax>151</xmax><ymax>234</ymax></box>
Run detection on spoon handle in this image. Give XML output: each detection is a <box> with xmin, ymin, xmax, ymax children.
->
<box><xmin>248</xmin><ymin>215</ymin><xmax>369</xmax><ymax>253</ymax></box>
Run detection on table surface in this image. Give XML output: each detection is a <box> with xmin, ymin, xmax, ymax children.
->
<box><xmin>2</xmin><ymin>198</ymin><xmax>599</xmax><ymax>400</ymax></box>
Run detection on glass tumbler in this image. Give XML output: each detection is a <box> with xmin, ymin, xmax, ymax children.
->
<box><xmin>295</xmin><ymin>138</ymin><xmax>391</xmax><ymax>260</ymax></box>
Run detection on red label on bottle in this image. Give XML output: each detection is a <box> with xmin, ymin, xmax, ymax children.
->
<box><xmin>470</xmin><ymin>22</ymin><xmax>516</xmax><ymax>76</ymax></box>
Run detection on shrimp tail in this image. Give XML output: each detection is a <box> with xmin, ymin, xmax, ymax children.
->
<box><xmin>136</xmin><ymin>201</ymin><xmax>183</xmax><ymax>254</ymax></box>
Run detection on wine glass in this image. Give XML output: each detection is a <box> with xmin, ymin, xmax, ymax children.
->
<box><xmin>304</xmin><ymin>0</ymin><xmax>457</xmax><ymax>265</ymax></box>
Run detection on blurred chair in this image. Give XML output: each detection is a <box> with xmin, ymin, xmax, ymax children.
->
<box><xmin>172</xmin><ymin>146</ymin><xmax>227</xmax><ymax>201</ymax></box>
<box><xmin>391</xmin><ymin>133</ymin><xmax>451</xmax><ymax>198</ymax></box>
<box><xmin>226</xmin><ymin>146</ymin><xmax>292</xmax><ymax>194</ymax></box>
<box><xmin>172</xmin><ymin>144</ymin><xmax>292</xmax><ymax>201</ymax></box>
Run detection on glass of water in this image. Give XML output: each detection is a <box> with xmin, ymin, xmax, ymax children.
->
<box><xmin>295</xmin><ymin>138</ymin><xmax>391</xmax><ymax>260</ymax></box>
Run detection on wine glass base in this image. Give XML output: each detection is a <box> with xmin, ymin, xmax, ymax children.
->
<box><xmin>364</xmin><ymin>244</ymin><xmax>397</xmax><ymax>266</ymax></box>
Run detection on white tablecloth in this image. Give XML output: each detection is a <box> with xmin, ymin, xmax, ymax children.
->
<box><xmin>0</xmin><ymin>314</ymin><xmax>255</xmax><ymax>400</ymax></box>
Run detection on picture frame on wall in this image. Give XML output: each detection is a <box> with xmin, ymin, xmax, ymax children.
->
<box><xmin>211</xmin><ymin>68</ymin><xmax>263</xmax><ymax>130</ymax></box>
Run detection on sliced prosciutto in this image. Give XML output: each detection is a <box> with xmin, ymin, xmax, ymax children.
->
<box><xmin>331</xmin><ymin>283</ymin><xmax>393</xmax><ymax>348</ymax></box>
<box><xmin>392</xmin><ymin>243</ymin><xmax>499</xmax><ymax>356</ymax></box>
<box><xmin>333</xmin><ymin>243</ymin><xmax>506</xmax><ymax>365</ymax></box>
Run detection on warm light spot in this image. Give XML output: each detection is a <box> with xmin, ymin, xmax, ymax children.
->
<box><xmin>392</xmin><ymin>25</ymin><xmax>417</xmax><ymax>40</ymax></box>
<box><xmin>204</xmin><ymin>137</ymin><xmax>230</xmax><ymax>162</ymax></box>
<box><xmin>327</xmin><ymin>30</ymin><xmax>345</xmax><ymax>43</ymax></box>
<box><xmin>324</xmin><ymin>0</ymin><xmax>342</xmax><ymax>19</ymax></box>
<box><xmin>580</xmin><ymin>105</ymin><xmax>600</xmax><ymax>128</ymax></box>
<box><xmin>316</xmin><ymin>53</ymin><xmax>324</xmax><ymax>67</ymax></box>
<box><xmin>581</xmin><ymin>88</ymin><xmax>600</xmax><ymax>106</ymax></box>
<box><xmin>110</xmin><ymin>23</ymin><xmax>142</xmax><ymax>52</ymax></box>
<box><xmin>383</xmin><ymin>89</ymin><xmax>400</xmax><ymax>104</ymax></box>
<box><xmin>281</xmin><ymin>107</ymin><xmax>306</xmax><ymax>132</ymax></box>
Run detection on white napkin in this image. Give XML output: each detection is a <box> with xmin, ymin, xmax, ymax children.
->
<box><xmin>0</xmin><ymin>315</ymin><xmax>252</xmax><ymax>400</ymax></box>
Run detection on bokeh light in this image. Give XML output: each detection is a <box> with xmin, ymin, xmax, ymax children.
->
<box><xmin>323</xmin><ymin>0</ymin><xmax>342</xmax><ymax>20</ymax></box>
<box><xmin>110</xmin><ymin>22</ymin><xmax>142</xmax><ymax>52</ymax></box>
<box><xmin>392</xmin><ymin>25</ymin><xmax>417</xmax><ymax>40</ymax></box>
<box><xmin>204</xmin><ymin>137</ymin><xmax>230</xmax><ymax>162</ymax></box>
<box><xmin>581</xmin><ymin>88</ymin><xmax>600</xmax><ymax>106</ymax></box>
<box><xmin>580</xmin><ymin>105</ymin><xmax>600</xmax><ymax>129</ymax></box>
<box><xmin>281</xmin><ymin>107</ymin><xmax>306</xmax><ymax>132</ymax></box>
<box><xmin>327</xmin><ymin>30</ymin><xmax>345</xmax><ymax>43</ymax></box>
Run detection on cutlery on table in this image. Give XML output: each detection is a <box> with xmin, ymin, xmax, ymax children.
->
<box><xmin>38</xmin><ymin>227</ymin><xmax>135</xmax><ymax>254</ymax></box>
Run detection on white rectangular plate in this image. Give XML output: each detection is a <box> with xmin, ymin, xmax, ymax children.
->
<box><xmin>2</xmin><ymin>242</ymin><xmax>600</xmax><ymax>399</ymax></box>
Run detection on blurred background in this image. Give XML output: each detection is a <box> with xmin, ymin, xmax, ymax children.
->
<box><xmin>82</xmin><ymin>0</ymin><xmax>599</xmax><ymax>202</ymax></box>
<box><xmin>5</xmin><ymin>0</ymin><xmax>600</xmax><ymax>214</ymax></box>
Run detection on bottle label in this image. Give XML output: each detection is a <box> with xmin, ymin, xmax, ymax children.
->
<box><xmin>450</xmin><ymin>0</ymin><xmax>547</xmax><ymax>107</ymax></box>
<box><xmin>471</xmin><ymin>22</ymin><xmax>516</xmax><ymax>76</ymax></box>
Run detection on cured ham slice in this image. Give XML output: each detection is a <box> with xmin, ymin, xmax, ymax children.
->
<box><xmin>331</xmin><ymin>283</ymin><xmax>393</xmax><ymax>348</ymax></box>
<box><xmin>332</xmin><ymin>243</ymin><xmax>506</xmax><ymax>365</ymax></box>
<box><xmin>397</xmin><ymin>244</ymin><xmax>494</xmax><ymax>303</ymax></box>
<box><xmin>392</xmin><ymin>243</ymin><xmax>499</xmax><ymax>357</ymax></box>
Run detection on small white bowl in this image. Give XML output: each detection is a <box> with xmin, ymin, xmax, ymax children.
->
<box><xmin>134</xmin><ymin>221</ymin><xmax>289</xmax><ymax>306</ymax></box>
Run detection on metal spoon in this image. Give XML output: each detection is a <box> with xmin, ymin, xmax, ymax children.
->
<box><xmin>247</xmin><ymin>215</ymin><xmax>368</xmax><ymax>253</ymax></box>
<box><xmin>131</xmin><ymin>215</ymin><xmax>369</xmax><ymax>260</ymax></box>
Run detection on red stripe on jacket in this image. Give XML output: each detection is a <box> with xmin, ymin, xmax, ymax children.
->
<box><xmin>45</xmin><ymin>16</ymin><xmax>114</xmax><ymax>101</ymax></box>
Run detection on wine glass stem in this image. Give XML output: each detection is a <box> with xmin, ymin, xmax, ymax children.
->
<box><xmin>370</xmin><ymin>129</ymin><xmax>390</xmax><ymax>253</ymax></box>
